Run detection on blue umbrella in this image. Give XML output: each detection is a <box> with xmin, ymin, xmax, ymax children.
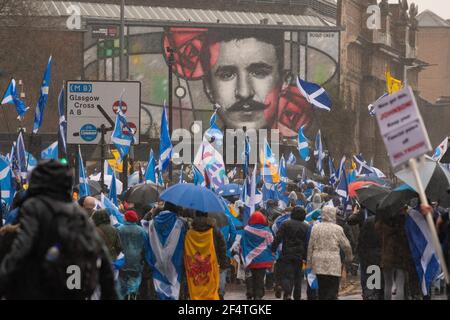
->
<box><xmin>160</xmin><ymin>183</ymin><xmax>226</xmax><ymax>213</ymax></box>
<box><xmin>216</xmin><ymin>183</ymin><xmax>243</xmax><ymax>197</ymax></box>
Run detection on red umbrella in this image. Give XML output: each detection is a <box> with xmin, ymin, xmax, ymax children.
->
<box><xmin>348</xmin><ymin>181</ymin><xmax>382</xmax><ymax>198</ymax></box>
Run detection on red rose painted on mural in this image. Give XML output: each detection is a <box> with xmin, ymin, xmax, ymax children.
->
<box><xmin>163</xmin><ymin>27</ymin><xmax>219</xmax><ymax>80</ymax></box>
<box><xmin>276</xmin><ymin>84</ymin><xmax>313</xmax><ymax>137</ymax></box>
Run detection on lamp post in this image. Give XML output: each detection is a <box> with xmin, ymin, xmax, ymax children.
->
<box><xmin>167</xmin><ymin>46</ymin><xmax>175</xmax><ymax>184</ymax></box>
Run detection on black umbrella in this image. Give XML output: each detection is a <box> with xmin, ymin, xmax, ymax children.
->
<box><xmin>75</xmin><ymin>180</ymin><xmax>102</xmax><ymax>196</ymax></box>
<box><xmin>355</xmin><ymin>184</ymin><xmax>390</xmax><ymax>214</ymax></box>
<box><xmin>123</xmin><ymin>183</ymin><xmax>161</xmax><ymax>207</ymax></box>
<box><xmin>377</xmin><ymin>184</ymin><xmax>418</xmax><ymax>217</ymax></box>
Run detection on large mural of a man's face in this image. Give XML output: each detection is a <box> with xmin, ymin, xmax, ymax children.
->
<box><xmin>202</xmin><ymin>30</ymin><xmax>285</xmax><ymax>130</ymax></box>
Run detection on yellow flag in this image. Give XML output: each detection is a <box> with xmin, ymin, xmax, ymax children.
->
<box><xmin>184</xmin><ymin>228</ymin><xmax>220</xmax><ymax>300</ymax></box>
<box><xmin>351</xmin><ymin>159</ymin><xmax>357</xmax><ymax>171</ymax></box>
<box><xmin>385</xmin><ymin>68</ymin><xmax>402</xmax><ymax>94</ymax></box>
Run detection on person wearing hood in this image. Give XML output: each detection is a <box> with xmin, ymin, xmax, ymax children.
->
<box><xmin>311</xmin><ymin>188</ymin><xmax>322</xmax><ymax>210</ymax></box>
<box><xmin>118</xmin><ymin>210</ymin><xmax>147</xmax><ymax>299</ymax></box>
<box><xmin>238</xmin><ymin>211</ymin><xmax>274</xmax><ymax>300</ymax></box>
<box><xmin>0</xmin><ymin>160</ymin><xmax>117</xmax><ymax>300</ymax></box>
<box><xmin>92</xmin><ymin>209</ymin><xmax>122</xmax><ymax>261</ymax></box>
<box><xmin>307</xmin><ymin>206</ymin><xmax>353</xmax><ymax>300</ymax></box>
<box><xmin>271</xmin><ymin>206</ymin><xmax>309</xmax><ymax>300</ymax></box>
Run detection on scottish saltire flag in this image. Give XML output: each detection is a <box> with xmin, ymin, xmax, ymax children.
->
<box><xmin>108</xmin><ymin>165</ymin><xmax>118</xmax><ymax>206</ymax></box>
<box><xmin>111</xmin><ymin>102</ymin><xmax>134</xmax><ymax>161</ymax></box>
<box><xmin>241</xmin><ymin>223</ymin><xmax>274</xmax><ymax>268</ymax></box>
<box><xmin>243</xmin><ymin>134</ymin><xmax>251</xmax><ymax>179</ymax></box>
<box><xmin>146</xmin><ymin>211</ymin><xmax>186</xmax><ymax>300</ymax></box>
<box><xmin>305</xmin><ymin>267</ymin><xmax>318</xmax><ymax>290</ymax></box>
<box><xmin>159</xmin><ymin>106</ymin><xmax>173</xmax><ymax>173</ymax></box>
<box><xmin>329</xmin><ymin>157</ymin><xmax>337</xmax><ymax>186</ymax></box>
<box><xmin>204</xmin><ymin>111</ymin><xmax>223</xmax><ymax>146</ymax></box>
<box><xmin>335</xmin><ymin>156</ymin><xmax>346</xmax><ymax>181</ymax></box>
<box><xmin>262</xmin><ymin>140</ymin><xmax>280</xmax><ymax>189</ymax></box>
<box><xmin>193</xmin><ymin>140</ymin><xmax>228</xmax><ymax>191</ymax></box>
<box><xmin>100</xmin><ymin>193</ymin><xmax>124</xmax><ymax>227</ymax></box>
<box><xmin>297</xmin><ymin>126</ymin><xmax>310</xmax><ymax>162</ymax></box>
<box><xmin>336</xmin><ymin>162</ymin><xmax>349</xmax><ymax>205</ymax></box>
<box><xmin>272</xmin><ymin>213</ymin><xmax>291</xmax><ymax>235</ymax></box>
<box><xmin>156</xmin><ymin>163</ymin><xmax>164</xmax><ymax>187</ymax></box>
<box><xmin>26</xmin><ymin>152</ymin><xmax>38</xmax><ymax>172</ymax></box>
<box><xmin>432</xmin><ymin>137</ymin><xmax>448</xmax><ymax>162</ymax></box>
<box><xmin>227</xmin><ymin>167</ymin><xmax>237</xmax><ymax>180</ymax></box>
<box><xmin>0</xmin><ymin>155</ymin><xmax>13</xmax><ymax>208</ymax></box>
<box><xmin>78</xmin><ymin>145</ymin><xmax>90</xmax><ymax>198</ymax></box>
<box><xmin>144</xmin><ymin>149</ymin><xmax>156</xmax><ymax>183</ymax></box>
<box><xmin>305</xmin><ymin>208</ymin><xmax>321</xmax><ymax>223</ymax></box>
<box><xmin>353</xmin><ymin>154</ymin><xmax>375</xmax><ymax>176</ymax></box>
<box><xmin>314</xmin><ymin>130</ymin><xmax>325</xmax><ymax>177</ymax></box>
<box><xmin>405</xmin><ymin>208</ymin><xmax>440</xmax><ymax>296</ymax></box>
<box><xmin>287</xmin><ymin>152</ymin><xmax>296</xmax><ymax>165</ymax></box>
<box><xmin>278</xmin><ymin>155</ymin><xmax>288</xmax><ymax>193</ymax></box>
<box><xmin>1</xmin><ymin>78</ymin><xmax>29</xmax><ymax>119</ymax></box>
<box><xmin>191</xmin><ymin>165</ymin><xmax>204</xmax><ymax>186</ymax></box>
<box><xmin>57</xmin><ymin>87</ymin><xmax>67</xmax><ymax>158</ymax></box>
<box><xmin>32</xmin><ymin>56</ymin><xmax>52</xmax><ymax>133</ymax></box>
<box><xmin>368</xmin><ymin>93</ymin><xmax>388</xmax><ymax>117</ymax></box>
<box><xmin>41</xmin><ymin>141</ymin><xmax>58</xmax><ymax>160</ymax></box>
<box><xmin>296</xmin><ymin>77</ymin><xmax>332</xmax><ymax>111</ymax></box>
<box><xmin>12</xmin><ymin>132</ymin><xmax>27</xmax><ymax>181</ymax></box>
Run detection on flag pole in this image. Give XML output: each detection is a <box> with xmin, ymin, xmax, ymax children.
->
<box><xmin>409</xmin><ymin>156</ymin><xmax>450</xmax><ymax>285</ymax></box>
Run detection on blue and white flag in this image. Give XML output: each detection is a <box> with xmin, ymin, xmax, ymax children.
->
<box><xmin>146</xmin><ymin>211</ymin><xmax>186</xmax><ymax>300</ymax></box>
<box><xmin>204</xmin><ymin>111</ymin><xmax>223</xmax><ymax>146</ymax></box>
<box><xmin>272</xmin><ymin>213</ymin><xmax>291</xmax><ymax>235</ymax></box>
<box><xmin>242</xmin><ymin>165</ymin><xmax>258</xmax><ymax>226</ymax></box>
<box><xmin>278</xmin><ymin>155</ymin><xmax>288</xmax><ymax>194</ymax></box>
<box><xmin>41</xmin><ymin>141</ymin><xmax>58</xmax><ymax>160</ymax></box>
<box><xmin>314</xmin><ymin>130</ymin><xmax>325</xmax><ymax>177</ymax></box>
<box><xmin>192</xmin><ymin>165</ymin><xmax>205</xmax><ymax>186</ymax></box>
<box><xmin>156</xmin><ymin>163</ymin><xmax>164</xmax><ymax>187</ymax></box>
<box><xmin>0</xmin><ymin>155</ymin><xmax>14</xmax><ymax>208</ymax></box>
<box><xmin>432</xmin><ymin>137</ymin><xmax>448</xmax><ymax>162</ymax></box>
<box><xmin>336</xmin><ymin>156</ymin><xmax>346</xmax><ymax>181</ymax></box>
<box><xmin>100</xmin><ymin>193</ymin><xmax>124</xmax><ymax>228</ymax></box>
<box><xmin>296</xmin><ymin>77</ymin><xmax>332</xmax><ymax>111</ymax></box>
<box><xmin>144</xmin><ymin>149</ymin><xmax>156</xmax><ymax>183</ymax></box>
<box><xmin>1</xmin><ymin>78</ymin><xmax>29</xmax><ymax>119</ymax></box>
<box><xmin>287</xmin><ymin>152</ymin><xmax>297</xmax><ymax>166</ymax></box>
<box><xmin>336</xmin><ymin>162</ymin><xmax>349</xmax><ymax>204</ymax></box>
<box><xmin>241</xmin><ymin>224</ymin><xmax>274</xmax><ymax>268</ymax></box>
<box><xmin>297</xmin><ymin>125</ymin><xmax>310</xmax><ymax>162</ymax></box>
<box><xmin>178</xmin><ymin>163</ymin><xmax>185</xmax><ymax>184</ymax></box>
<box><xmin>78</xmin><ymin>145</ymin><xmax>90</xmax><ymax>198</ymax></box>
<box><xmin>353</xmin><ymin>154</ymin><xmax>375</xmax><ymax>176</ymax></box>
<box><xmin>58</xmin><ymin>86</ymin><xmax>67</xmax><ymax>158</ymax></box>
<box><xmin>227</xmin><ymin>167</ymin><xmax>237</xmax><ymax>180</ymax></box>
<box><xmin>33</xmin><ymin>56</ymin><xmax>52</xmax><ymax>134</ymax></box>
<box><xmin>12</xmin><ymin>132</ymin><xmax>27</xmax><ymax>181</ymax></box>
<box><xmin>328</xmin><ymin>157</ymin><xmax>337</xmax><ymax>186</ymax></box>
<box><xmin>26</xmin><ymin>152</ymin><xmax>38</xmax><ymax>172</ymax></box>
<box><xmin>111</xmin><ymin>97</ymin><xmax>134</xmax><ymax>161</ymax></box>
<box><xmin>108</xmin><ymin>165</ymin><xmax>118</xmax><ymax>206</ymax></box>
<box><xmin>242</xmin><ymin>134</ymin><xmax>251</xmax><ymax>180</ymax></box>
<box><xmin>405</xmin><ymin>208</ymin><xmax>440</xmax><ymax>296</ymax></box>
<box><xmin>159</xmin><ymin>105</ymin><xmax>173</xmax><ymax>173</ymax></box>
<box><xmin>368</xmin><ymin>93</ymin><xmax>388</xmax><ymax>117</ymax></box>
<box><xmin>305</xmin><ymin>267</ymin><xmax>318</xmax><ymax>290</ymax></box>
<box><xmin>112</xmin><ymin>252</ymin><xmax>125</xmax><ymax>271</ymax></box>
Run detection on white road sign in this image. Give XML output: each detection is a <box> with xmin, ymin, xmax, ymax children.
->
<box><xmin>374</xmin><ymin>86</ymin><xmax>432</xmax><ymax>167</ymax></box>
<box><xmin>66</xmin><ymin>81</ymin><xmax>141</xmax><ymax>145</ymax></box>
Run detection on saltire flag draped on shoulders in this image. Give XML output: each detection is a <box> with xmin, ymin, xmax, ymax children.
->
<box><xmin>193</xmin><ymin>139</ymin><xmax>228</xmax><ymax>191</ymax></box>
<box><xmin>78</xmin><ymin>145</ymin><xmax>90</xmax><ymax>198</ymax></box>
<box><xmin>58</xmin><ymin>86</ymin><xmax>67</xmax><ymax>159</ymax></box>
<box><xmin>111</xmin><ymin>91</ymin><xmax>135</xmax><ymax>161</ymax></box>
<box><xmin>0</xmin><ymin>155</ymin><xmax>14</xmax><ymax>208</ymax></box>
<box><xmin>108</xmin><ymin>164</ymin><xmax>118</xmax><ymax>206</ymax></box>
<box><xmin>314</xmin><ymin>130</ymin><xmax>325</xmax><ymax>177</ymax></box>
<box><xmin>41</xmin><ymin>141</ymin><xmax>58</xmax><ymax>160</ymax></box>
<box><xmin>33</xmin><ymin>56</ymin><xmax>52</xmax><ymax>133</ymax></box>
<box><xmin>405</xmin><ymin>208</ymin><xmax>440</xmax><ymax>296</ymax></box>
<box><xmin>145</xmin><ymin>211</ymin><xmax>186</xmax><ymax>300</ymax></box>
<box><xmin>432</xmin><ymin>137</ymin><xmax>448</xmax><ymax>162</ymax></box>
<box><xmin>296</xmin><ymin>77</ymin><xmax>332</xmax><ymax>111</ymax></box>
<box><xmin>184</xmin><ymin>228</ymin><xmax>220</xmax><ymax>300</ymax></box>
<box><xmin>100</xmin><ymin>193</ymin><xmax>124</xmax><ymax>227</ymax></box>
<box><xmin>287</xmin><ymin>152</ymin><xmax>297</xmax><ymax>165</ymax></box>
<box><xmin>241</xmin><ymin>223</ymin><xmax>274</xmax><ymax>269</ymax></box>
<box><xmin>297</xmin><ymin>125</ymin><xmax>310</xmax><ymax>162</ymax></box>
<box><xmin>261</xmin><ymin>140</ymin><xmax>280</xmax><ymax>189</ymax></box>
<box><xmin>144</xmin><ymin>149</ymin><xmax>156</xmax><ymax>183</ymax></box>
<box><xmin>1</xmin><ymin>78</ymin><xmax>29</xmax><ymax>119</ymax></box>
<box><xmin>159</xmin><ymin>105</ymin><xmax>173</xmax><ymax>174</ymax></box>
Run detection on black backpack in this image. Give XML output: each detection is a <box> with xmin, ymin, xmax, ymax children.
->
<box><xmin>38</xmin><ymin>197</ymin><xmax>104</xmax><ymax>299</ymax></box>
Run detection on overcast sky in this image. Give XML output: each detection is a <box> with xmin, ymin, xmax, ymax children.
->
<box><xmin>390</xmin><ymin>0</ymin><xmax>450</xmax><ymax>19</ymax></box>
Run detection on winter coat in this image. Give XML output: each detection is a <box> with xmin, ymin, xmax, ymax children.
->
<box><xmin>271</xmin><ymin>209</ymin><xmax>309</xmax><ymax>262</ymax></box>
<box><xmin>118</xmin><ymin>222</ymin><xmax>147</xmax><ymax>275</ymax></box>
<box><xmin>92</xmin><ymin>210</ymin><xmax>122</xmax><ymax>261</ymax></box>
<box><xmin>0</xmin><ymin>160</ymin><xmax>117</xmax><ymax>300</ymax></box>
<box><xmin>307</xmin><ymin>206</ymin><xmax>353</xmax><ymax>277</ymax></box>
<box><xmin>191</xmin><ymin>216</ymin><xmax>228</xmax><ymax>270</ymax></box>
<box><xmin>347</xmin><ymin>212</ymin><xmax>381</xmax><ymax>266</ymax></box>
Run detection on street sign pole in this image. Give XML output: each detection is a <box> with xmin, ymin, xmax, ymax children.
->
<box><xmin>409</xmin><ymin>157</ymin><xmax>450</xmax><ymax>285</ymax></box>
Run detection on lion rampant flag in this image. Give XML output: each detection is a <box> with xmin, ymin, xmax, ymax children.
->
<box><xmin>184</xmin><ymin>228</ymin><xmax>220</xmax><ymax>300</ymax></box>
<box><xmin>385</xmin><ymin>67</ymin><xmax>403</xmax><ymax>94</ymax></box>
